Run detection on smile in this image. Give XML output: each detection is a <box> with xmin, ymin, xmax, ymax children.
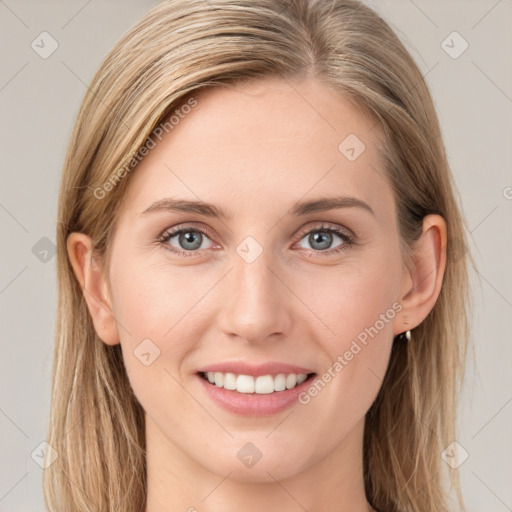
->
<box><xmin>196</xmin><ymin>370</ymin><xmax>317</xmax><ymax>416</ymax></box>
<box><xmin>199</xmin><ymin>371</ymin><xmax>314</xmax><ymax>394</ymax></box>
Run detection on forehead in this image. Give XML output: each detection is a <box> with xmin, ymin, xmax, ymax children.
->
<box><xmin>119</xmin><ymin>77</ymin><xmax>392</xmax><ymax>221</ymax></box>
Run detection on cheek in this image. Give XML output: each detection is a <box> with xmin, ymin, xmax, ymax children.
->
<box><xmin>111</xmin><ymin>256</ymin><xmax>206</xmax><ymax>333</ymax></box>
<box><xmin>303</xmin><ymin>252</ymin><xmax>400</xmax><ymax>352</ymax></box>
<box><xmin>110</xmin><ymin>263</ymin><xmax>208</xmax><ymax>423</ymax></box>
<box><xmin>295</xmin><ymin>253</ymin><xmax>400</xmax><ymax>414</ymax></box>
<box><xmin>109</xmin><ymin>258</ymin><xmax>215</xmax><ymax>380</ymax></box>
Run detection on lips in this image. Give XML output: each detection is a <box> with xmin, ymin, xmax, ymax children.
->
<box><xmin>195</xmin><ymin>361</ymin><xmax>317</xmax><ymax>416</ymax></box>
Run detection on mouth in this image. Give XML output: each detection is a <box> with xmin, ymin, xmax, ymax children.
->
<box><xmin>196</xmin><ymin>369</ymin><xmax>317</xmax><ymax>416</ymax></box>
<box><xmin>198</xmin><ymin>371</ymin><xmax>317</xmax><ymax>394</ymax></box>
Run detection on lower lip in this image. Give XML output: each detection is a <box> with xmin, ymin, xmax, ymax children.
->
<box><xmin>197</xmin><ymin>373</ymin><xmax>315</xmax><ymax>416</ymax></box>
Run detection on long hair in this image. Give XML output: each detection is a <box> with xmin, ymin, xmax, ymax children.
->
<box><xmin>44</xmin><ymin>1</ymin><xmax>474</xmax><ymax>510</ymax></box>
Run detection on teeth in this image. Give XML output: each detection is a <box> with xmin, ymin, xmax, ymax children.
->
<box><xmin>236</xmin><ymin>374</ymin><xmax>255</xmax><ymax>393</ymax></box>
<box><xmin>223</xmin><ymin>372</ymin><xmax>237</xmax><ymax>390</ymax></box>
<box><xmin>254</xmin><ymin>375</ymin><xmax>274</xmax><ymax>394</ymax></box>
<box><xmin>274</xmin><ymin>373</ymin><xmax>286</xmax><ymax>391</ymax></box>
<box><xmin>297</xmin><ymin>374</ymin><xmax>307</xmax><ymax>385</ymax></box>
<box><xmin>285</xmin><ymin>374</ymin><xmax>297</xmax><ymax>389</ymax></box>
<box><xmin>214</xmin><ymin>372</ymin><xmax>224</xmax><ymax>387</ymax></box>
<box><xmin>204</xmin><ymin>371</ymin><xmax>310</xmax><ymax>394</ymax></box>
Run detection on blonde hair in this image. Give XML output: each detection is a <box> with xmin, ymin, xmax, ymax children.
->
<box><xmin>45</xmin><ymin>0</ymin><xmax>474</xmax><ymax>511</ymax></box>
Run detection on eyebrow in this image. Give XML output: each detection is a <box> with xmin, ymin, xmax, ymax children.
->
<box><xmin>140</xmin><ymin>195</ymin><xmax>375</xmax><ymax>219</ymax></box>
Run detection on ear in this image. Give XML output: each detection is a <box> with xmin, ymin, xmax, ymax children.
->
<box><xmin>394</xmin><ymin>214</ymin><xmax>447</xmax><ymax>335</ymax></box>
<box><xmin>66</xmin><ymin>232</ymin><xmax>120</xmax><ymax>345</ymax></box>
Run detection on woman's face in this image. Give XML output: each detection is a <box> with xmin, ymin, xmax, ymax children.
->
<box><xmin>104</xmin><ymin>77</ymin><xmax>408</xmax><ymax>482</ymax></box>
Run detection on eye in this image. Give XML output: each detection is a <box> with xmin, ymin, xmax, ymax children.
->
<box><xmin>294</xmin><ymin>223</ymin><xmax>354</xmax><ymax>256</ymax></box>
<box><xmin>158</xmin><ymin>226</ymin><xmax>216</xmax><ymax>256</ymax></box>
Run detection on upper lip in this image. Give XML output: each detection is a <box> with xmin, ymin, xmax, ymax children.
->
<box><xmin>196</xmin><ymin>361</ymin><xmax>315</xmax><ymax>377</ymax></box>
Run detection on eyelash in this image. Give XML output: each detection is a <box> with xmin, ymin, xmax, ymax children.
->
<box><xmin>157</xmin><ymin>223</ymin><xmax>355</xmax><ymax>258</ymax></box>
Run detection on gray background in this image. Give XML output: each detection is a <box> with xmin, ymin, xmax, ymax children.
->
<box><xmin>1</xmin><ymin>0</ymin><xmax>511</xmax><ymax>510</ymax></box>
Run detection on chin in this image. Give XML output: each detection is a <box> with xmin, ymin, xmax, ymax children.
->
<box><xmin>195</xmin><ymin>439</ymin><xmax>316</xmax><ymax>484</ymax></box>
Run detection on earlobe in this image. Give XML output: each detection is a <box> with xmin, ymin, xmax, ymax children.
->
<box><xmin>66</xmin><ymin>232</ymin><xmax>120</xmax><ymax>345</ymax></box>
<box><xmin>395</xmin><ymin>214</ymin><xmax>447</xmax><ymax>335</ymax></box>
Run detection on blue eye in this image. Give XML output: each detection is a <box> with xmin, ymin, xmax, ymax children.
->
<box><xmin>295</xmin><ymin>225</ymin><xmax>353</xmax><ymax>255</ymax></box>
<box><xmin>158</xmin><ymin>227</ymin><xmax>215</xmax><ymax>256</ymax></box>
<box><xmin>157</xmin><ymin>223</ymin><xmax>354</xmax><ymax>257</ymax></box>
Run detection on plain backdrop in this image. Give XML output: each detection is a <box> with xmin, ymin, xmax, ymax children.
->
<box><xmin>1</xmin><ymin>0</ymin><xmax>511</xmax><ymax>510</ymax></box>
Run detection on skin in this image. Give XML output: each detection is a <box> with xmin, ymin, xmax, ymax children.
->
<box><xmin>68</xmin><ymin>77</ymin><xmax>446</xmax><ymax>512</ymax></box>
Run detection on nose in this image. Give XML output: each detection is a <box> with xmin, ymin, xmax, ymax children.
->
<box><xmin>216</xmin><ymin>246</ymin><xmax>292</xmax><ymax>344</ymax></box>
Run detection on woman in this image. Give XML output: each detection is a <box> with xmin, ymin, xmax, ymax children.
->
<box><xmin>44</xmin><ymin>0</ymin><xmax>473</xmax><ymax>511</ymax></box>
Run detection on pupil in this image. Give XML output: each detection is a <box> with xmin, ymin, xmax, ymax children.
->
<box><xmin>181</xmin><ymin>231</ymin><xmax>201</xmax><ymax>250</ymax></box>
<box><xmin>311</xmin><ymin>231</ymin><xmax>331</xmax><ymax>250</ymax></box>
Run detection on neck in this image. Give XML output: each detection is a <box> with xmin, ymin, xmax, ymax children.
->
<box><xmin>145</xmin><ymin>415</ymin><xmax>372</xmax><ymax>512</ymax></box>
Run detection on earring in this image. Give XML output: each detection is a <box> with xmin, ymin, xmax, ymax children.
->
<box><xmin>399</xmin><ymin>329</ymin><xmax>412</xmax><ymax>342</ymax></box>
